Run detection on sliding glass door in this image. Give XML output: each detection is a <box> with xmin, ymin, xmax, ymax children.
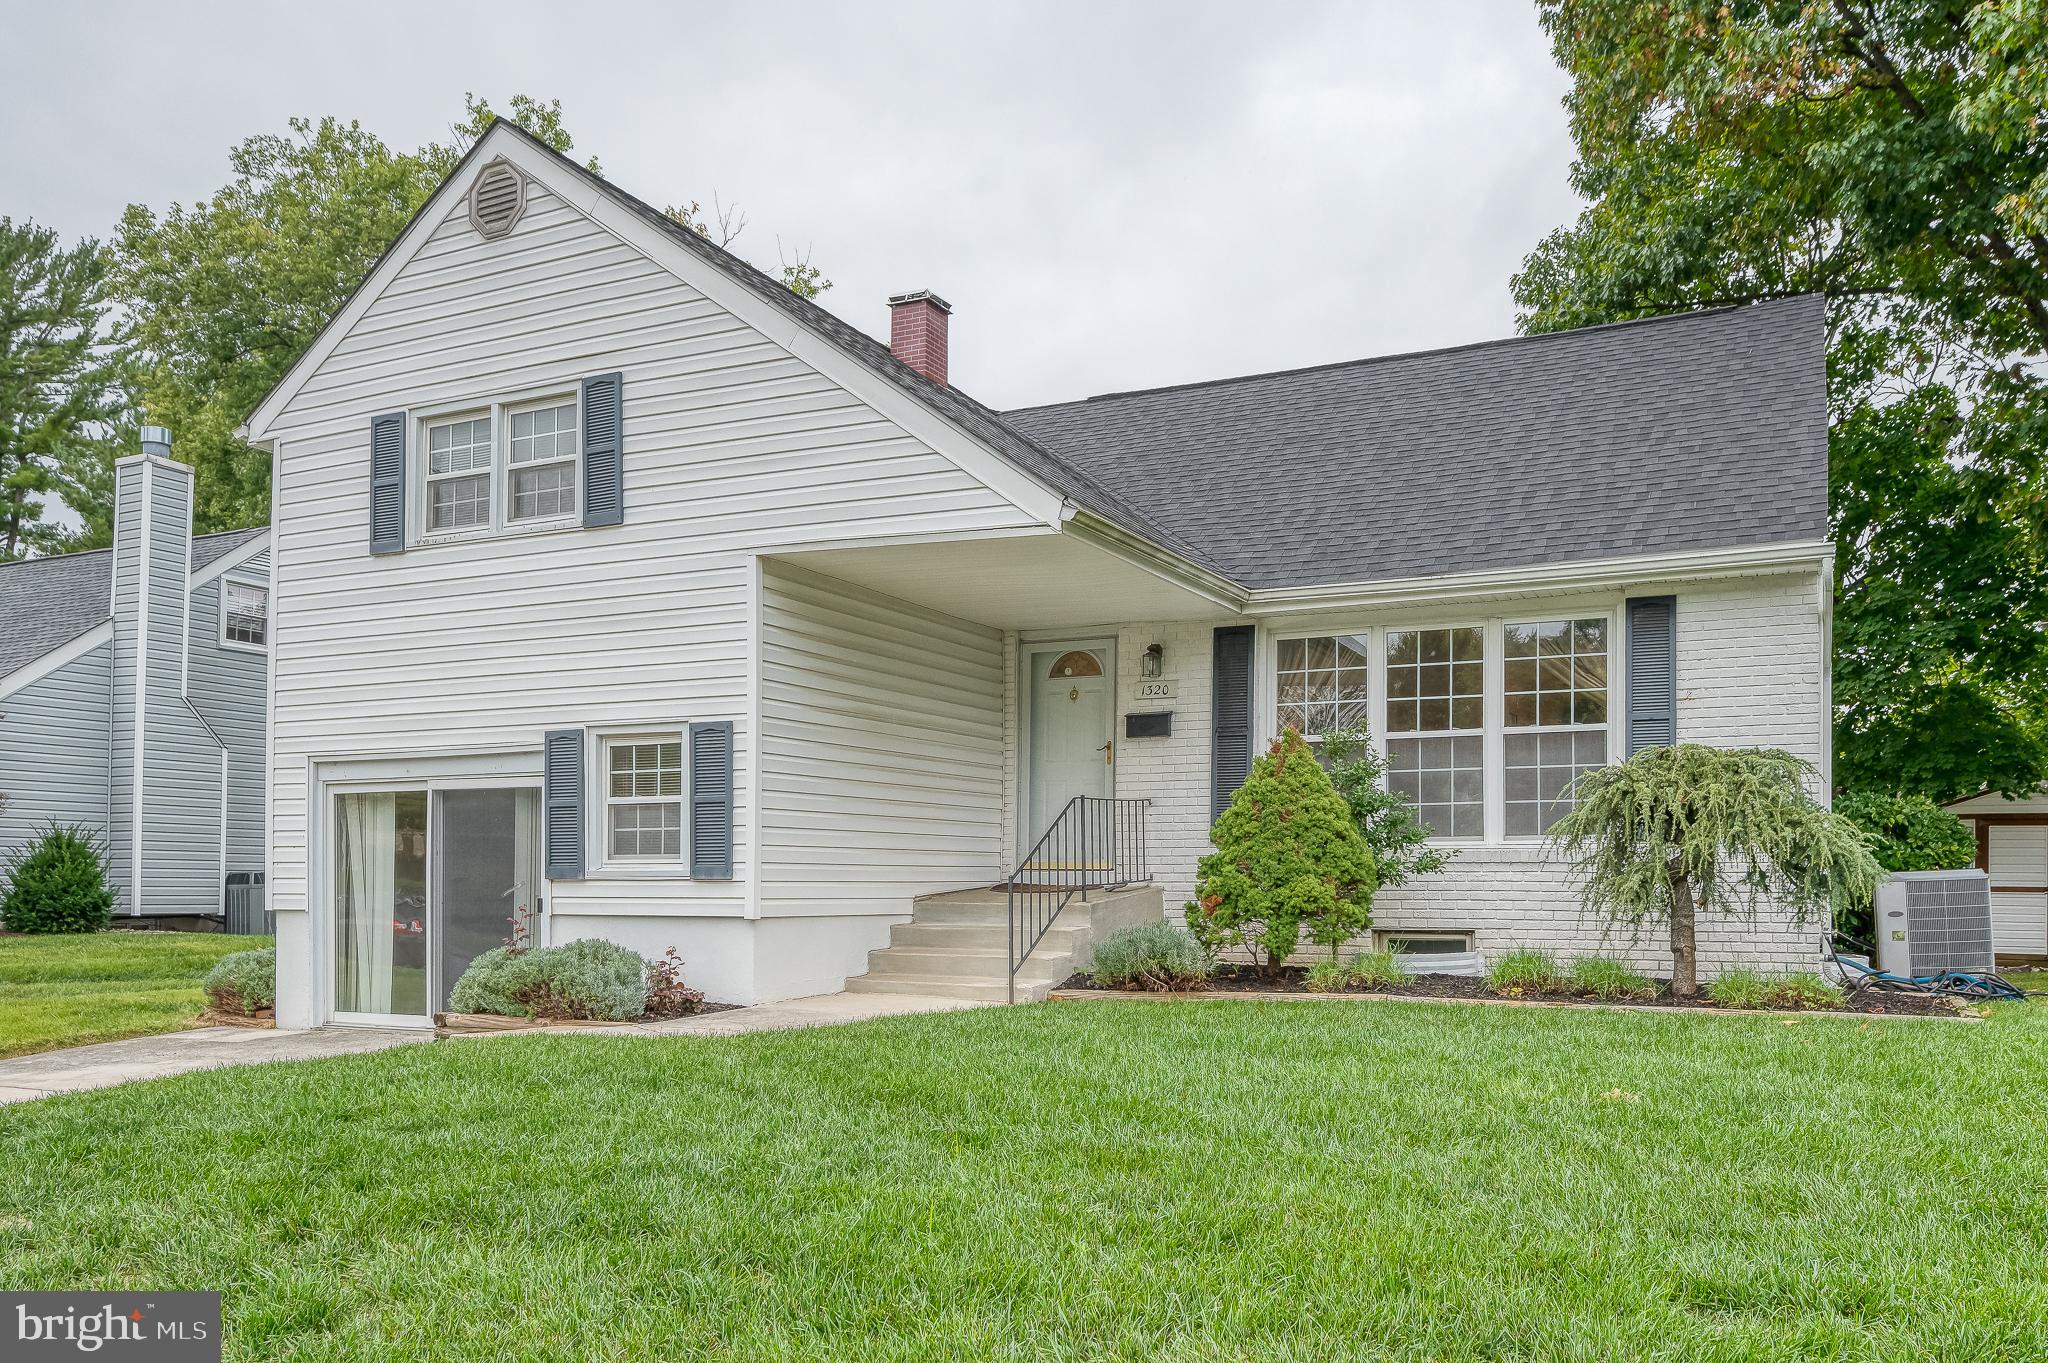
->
<box><xmin>332</xmin><ymin>785</ymin><xmax>543</xmax><ymax>1022</ymax></box>
<box><xmin>433</xmin><ymin>789</ymin><xmax>543</xmax><ymax>1014</ymax></box>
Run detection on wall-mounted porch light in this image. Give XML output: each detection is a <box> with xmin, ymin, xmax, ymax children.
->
<box><xmin>1141</xmin><ymin>642</ymin><xmax>1164</xmax><ymax>679</ymax></box>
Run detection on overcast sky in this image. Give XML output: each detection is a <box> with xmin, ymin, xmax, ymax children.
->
<box><xmin>2</xmin><ymin>1</ymin><xmax>1580</xmax><ymax>410</ymax></box>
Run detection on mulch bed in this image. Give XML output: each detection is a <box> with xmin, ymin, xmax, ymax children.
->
<box><xmin>197</xmin><ymin>1007</ymin><xmax>276</xmax><ymax>1028</ymax></box>
<box><xmin>1056</xmin><ymin>964</ymin><xmax>1967</xmax><ymax>1018</ymax></box>
<box><xmin>437</xmin><ymin>1002</ymin><xmax>743</xmax><ymax>1033</ymax></box>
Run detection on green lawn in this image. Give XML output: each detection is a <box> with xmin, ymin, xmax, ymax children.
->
<box><xmin>2</xmin><ymin>999</ymin><xmax>2044</xmax><ymax>1361</ymax></box>
<box><xmin>0</xmin><ymin>931</ymin><xmax>273</xmax><ymax>1059</ymax></box>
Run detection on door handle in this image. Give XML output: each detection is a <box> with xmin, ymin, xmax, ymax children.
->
<box><xmin>1098</xmin><ymin>740</ymin><xmax>1113</xmax><ymax>765</ymax></box>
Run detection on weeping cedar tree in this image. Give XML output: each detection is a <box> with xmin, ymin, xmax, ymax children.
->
<box><xmin>1187</xmin><ymin>730</ymin><xmax>1377</xmax><ymax>970</ymax></box>
<box><xmin>1548</xmin><ymin>746</ymin><xmax>1881</xmax><ymax>996</ymax></box>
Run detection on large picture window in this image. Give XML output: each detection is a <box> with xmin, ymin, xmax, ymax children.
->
<box><xmin>1271</xmin><ymin>612</ymin><xmax>1618</xmax><ymax>844</ymax></box>
<box><xmin>1385</xmin><ymin>626</ymin><xmax>1486</xmax><ymax>839</ymax></box>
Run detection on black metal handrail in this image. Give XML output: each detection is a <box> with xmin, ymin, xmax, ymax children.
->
<box><xmin>1005</xmin><ymin>796</ymin><xmax>1151</xmax><ymax>1002</ymax></box>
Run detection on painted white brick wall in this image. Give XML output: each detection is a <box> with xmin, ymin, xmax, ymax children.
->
<box><xmin>1116</xmin><ymin>573</ymin><xmax>1830</xmax><ymax>975</ymax></box>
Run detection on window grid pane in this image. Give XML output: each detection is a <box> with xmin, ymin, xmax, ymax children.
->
<box><xmin>510</xmin><ymin>402</ymin><xmax>578</xmax><ymax>466</ymax></box>
<box><xmin>511</xmin><ymin>462</ymin><xmax>577</xmax><ymax>521</ymax></box>
<box><xmin>427</xmin><ymin>417</ymin><xmax>492</xmax><ymax>474</ymax></box>
<box><xmin>1385</xmin><ymin>627</ymin><xmax>1484</xmax><ymax>735</ymax></box>
<box><xmin>429</xmin><ymin>474</ymin><xmax>491</xmax><ymax>530</ymax></box>
<box><xmin>1505</xmin><ymin>729</ymin><xmax>1608</xmax><ymax>836</ymax></box>
<box><xmin>1275</xmin><ymin>633</ymin><xmax>1369</xmax><ymax>737</ymax></box>
<box><xmin>1504</xmin><ymin>617</ymin><xmax>1607</xmax><ymax>729</ymax></box>
<box><xmin>1386</xmin><ymin>734</ymin><xmax>1484</xmax><ymax>838</ymax></box>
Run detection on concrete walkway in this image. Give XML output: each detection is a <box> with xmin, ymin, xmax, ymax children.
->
<box><xmin>0</xmin><ymin>991</ymin><xmax>985</xmax><ymax>1105</ymax></box>
<box><xmin>0</xmin><ymin>1025</ymin><xmax>431</xmax><ymax>1105</ymax></box>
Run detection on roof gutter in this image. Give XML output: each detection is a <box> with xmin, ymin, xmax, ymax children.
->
<box><xmin>1239</xmin><ymin>539</ymin><xmax>1836</xmax><ymax>616</ymax></box>
<box><xmin>1059</xmin><ymin>506</ymin><xmax>1250</xmax><ymax>613</ymax></box>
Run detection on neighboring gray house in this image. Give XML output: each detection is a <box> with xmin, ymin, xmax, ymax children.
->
<box><xmin>245</xmin><ymin>123</ymin><xmax>1833</xmax><ymax>1026</ymax></box>
<box><xmin>0</xmin><ymin>431</ymin><xmax>271</xmax><ymax>921</ymax></box>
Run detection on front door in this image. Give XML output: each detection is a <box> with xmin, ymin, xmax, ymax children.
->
<box><xmin>332</xmin><ymin>785</ymin><xmax>543</xmax><ymax>1021</ymax></box>
<box><xmin>1026</xmin><ymin>644</ymin><xmax>1114</xmax><ymax>852</ymax></box>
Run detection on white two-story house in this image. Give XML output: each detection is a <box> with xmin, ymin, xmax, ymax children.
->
<box><xmin>245</xmin><ymin>122</ymin><xmax>1833</xmax><ymax>1026</ymax></box>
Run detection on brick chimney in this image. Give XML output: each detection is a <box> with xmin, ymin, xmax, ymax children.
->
<box><xmin>888</xmin><ymin>291</ymin><xmax>951</xmax><ymax>386</ymax></box>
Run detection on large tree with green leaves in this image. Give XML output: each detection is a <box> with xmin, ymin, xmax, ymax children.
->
<box><xmin>0</xmin><ymin>219</ymin><xmax>116</xmax><ymax>560</ymax></box>
<box><xmin>1515</xmin><ymin>0</ymin><xmax>2048</xmax><ymax>803</ymax></box>
<box><xmin>109</xmin><ymin>96</ymin><xmax>590</xmax><ymax>534</ymax></box>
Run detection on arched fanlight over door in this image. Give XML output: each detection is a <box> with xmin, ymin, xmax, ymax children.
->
<box><xmin>1047</xmin><ymin>650</ymin><xmax>1103</xmax><ymax>678</ymax></box>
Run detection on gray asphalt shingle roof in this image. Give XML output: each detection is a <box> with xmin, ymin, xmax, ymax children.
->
<box><xmin>0</xmin><ymin>528</ymin><xmax>265</xmax><ymax>677</ymax></box>
<box><xmin>1004</xmin><ymin>296</ymin><xmax>1830</xmax><ymax>590</ymax></box>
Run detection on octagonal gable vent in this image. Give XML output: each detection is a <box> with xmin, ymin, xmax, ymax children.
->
<box><xmin>468</xmin><ymin>160</ymin><xmax>527</xmax><ymax>239</ymax></box>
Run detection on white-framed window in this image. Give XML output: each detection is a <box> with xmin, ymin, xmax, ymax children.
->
<box><xmin>418</xmin><ymin>392</ymin><xmax>580</xmax><ymax>539</ymax></box>
<box><xmin>604</xmin><ymin>737</ymin><xmax>684</xmax><ymax>861</ymax></box>
<box><xmin>507</xmin><ymin>399</ymin><xmax>579</xmax><ymax>522</ymax></box>
<box><xmin>1503</xmin><ymin>617</ymin><xmax>1610</xmax><ymax>836</ymax></box>
<box><xmin>220</xmin><ymin>579</ymin><xmax>269</xmax><ymax>651</ymax></box>
<box><xmin>425</xmin><ymin>413</ymin><xmax>494</xmax><ymax>532</ymax></box>
<box><xmin>1269</xmin><ymin>609</ymin><xmax>1620</xmax><ymax>846</ymax></box>
<box><xmin>1385</xmin><ymin>625</ymin><xmax>1486</xmax><ymax>839</ymax></box>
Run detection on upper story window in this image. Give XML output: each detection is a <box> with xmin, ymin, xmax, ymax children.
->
<box><xmin>221</xmin><ymin>580</ymin><xmax>269</xmax><ymax>650</ymax></box>
<box><xmin>1273</xmin><ymin>612</ymin><xmax>1618</xmax><ymax>844</ymax></box>
<box><xmin>419</xmin><ymin>396</ymin><xmax>580</xmax><ymax>539</ymax></box>
<box><xmin>426</xmin><ymin>415</ymin><xmax>494</xmax><ymax>532</ymax></box>
<box><xmin>508</xmin><ymin>401</ymin><xmax>579</xmax><ymax>521</ymax></box>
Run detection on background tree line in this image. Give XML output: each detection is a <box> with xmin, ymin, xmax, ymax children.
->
<box><xmin>7</xmin><ymin>6</ymin><xmax>2045</xmax><ymax>810</ymax></box>
<box><xmin>0</xmin><ymin>94</ymin><xmax>826</xmax><ymax>558</ymax></box>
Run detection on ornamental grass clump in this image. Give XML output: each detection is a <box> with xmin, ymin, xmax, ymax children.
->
<box><xmin>1487</xmin><ymin>949</ymin><xmax>1568</xmax><ymax>996</ymax></box>
<box><xmin>1187</xmin><ymin>730</ymin><xmax>1377</xmax><ymax>971</ymax></box>
<box><xmin>1548</xmin><ymin>745</ymin><xmax>1881</xmax><ymax>998</ymax></box>
<box><xmin>1090</xmin><ymin>923</ymin><xmax>1210</xmax><ymax>992</ymax></box>
<box><xmin>202</xmin><ymin>948</ymin><xmax>276</xmax><ymax>1015</ymax></box>
<box><xmin>1570</xmin><ymin>955</ymin><xmax>1657</xmax><ymax>1001</ymax></box>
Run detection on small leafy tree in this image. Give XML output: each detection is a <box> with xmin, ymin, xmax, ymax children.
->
<box><xmin>1187</xmin><ymin>730</ymin><xmax>1377</xmax><ymax>969</ymax></box>
<box><xmin>1548</xmin><ymin>746</ymin><xmax>1880</xmax><ymax>996</ymax></box>
<box><xmin>1320</xmin><ymin>725</ymin><xmax>1453</xmax><ymax>888</ymax></box>
<box><xmin>0</xmin><ymin>824</ymin><xmax>117</xmax><ymax>933</ymax></box>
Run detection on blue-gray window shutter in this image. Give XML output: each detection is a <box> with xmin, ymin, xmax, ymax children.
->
<box><xmin>689</xmin><ymin>720</ymin><xmax>734</xmax><ymax>879</ymax></box>
<box><xmin>1626</xmin><ymin>596</ymin><xmax>1677</xmax><ymax>755</ymax></box>
<box><xmin>369</xmin><ymin>412</ymin><xmax>406</xmax><ymax>555</ymax></box>
<box><xmin>542</xmin><ymin>729</ymin><xmax>585</xmax><ymax>879</ymax></box>
<box><xmin>1211</xmin><ymin>625</ymin><xmax>1255</xmax><ymax>820</ymax></box>
<box><xmin>581</xmin><ymin>372</ymin><xmax>624</xmax><ymax>528</ymax></box>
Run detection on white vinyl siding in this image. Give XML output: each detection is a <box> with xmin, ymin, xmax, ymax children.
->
<box><xmin>758</xmin><ymin>561</ymin><xmax>1005</xmax><ymax>918</ymax></box>
<box><xmin>262</xmin><ymin>177</ymin><xmax>1041</xmax><ymax>929</ymax></box>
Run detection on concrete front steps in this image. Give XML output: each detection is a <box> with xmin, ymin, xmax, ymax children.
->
<box><xmin>843</xmin><ymin>884</ymin><xmax>1164</xmax><ymax>1003</ymax></box>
